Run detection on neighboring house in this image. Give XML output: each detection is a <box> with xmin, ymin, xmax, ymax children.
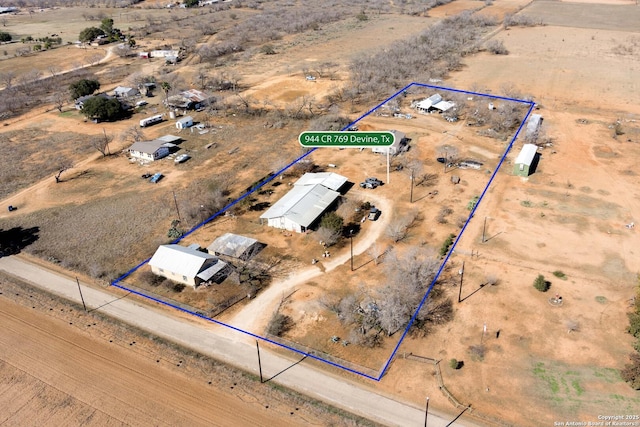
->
<box><xmin>176</xmin><ymin>115</ymin><xmax>194</xmax><ymax>129</ymax></box>
<box><xmin>128</xmin><ymin>139</ymin><xmax>176</xmax><ymax>161</ymax></box>
<box><xmin>148</xmin><ymin>244</ymin><xmax>228</xmax><ymax>288</ymax></box>
<box><xmin>513</xmin><ymin>143</ymin><xmax>539</xmax><ymax>177</ymax></box>
<box><xmin>371</xmin><ymin>129</ymin><xmax>408</xmax><ymax>156</ymax></box>
<box><xmin>166</xmin><ymin>89</ymin><xmax>213</xmax><ymax>110</ymax></box>
<box><xmin>414</xmin><ymin>94</ymin><xmax>455</xmax><ymax>114</ymax></box>
<box><xmin>113</xmin><ymin>86</ymin><xmax>140</xmax><ymax>98</ymax></box>
<box><xmin>526</xmin><ymin>114</ymin><xmax>543</xmax><ymax>140</ymax></box>
<box><xmin>207</xmin><ymin>233</ymin><xmax>262</xmax><ymax>260</ymax></box>
<box><xmin>259</xmin><ymin>172</ymin><xmax>347</xmax><ymax>233</ymax></box>
<box><xmin>74</xmin><ymin>93</ymin><xmax>113</xmax><ymax>110</ymax></box>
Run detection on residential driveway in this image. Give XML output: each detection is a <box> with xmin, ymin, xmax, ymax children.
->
<box><xmin>0</xmin><ymin>255</ymin><xmax>478</xmax><ymax>427</ymax></box>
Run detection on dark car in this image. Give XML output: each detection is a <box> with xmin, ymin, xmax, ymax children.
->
<box><xmin>368</xmin><ymin>207</ymin><xmax>381</xmax><ymax>221</ymax></box>
<box><xmin>436</xmin><ymin>157</ymin><xmax>447</xmax><ymax>164</ymax></box>
<box><xmin>141</xmin><ymin>173</ymin><xmax>152</xmax><ymax>179</ymax></box>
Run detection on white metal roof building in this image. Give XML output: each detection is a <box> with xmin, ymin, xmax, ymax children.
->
<box><xmin>293</xmin><ymin>172</ymin><xmax>347</xmax><ymax>191</ymax></box>
<box><xmin>415</xmin><ymin>94</ymin><xmax>455</xmax><ymax>113</ymax></box>
<box><xmin>148</xmin><ymin>244</ymin><xmax>227</xmax><ymax>288</ymax></box>
<box><xmin>526</xmin><ymin>114</ymin><xmax>543</xmax><ymax>139</ymax></box>
<box><xmin>259</xmin><ymin>172</ymin><xmax>347</xmax><ymax>233</ymax></box>
<box><xmin>207</xmin><ymin>233</ymin><xmax>261</xmax><ymax>260</ymax></box>
<box><xmin>513</xmin><ymin>143</ymin><xmax>538</xmax><ymax>177</ymax></box>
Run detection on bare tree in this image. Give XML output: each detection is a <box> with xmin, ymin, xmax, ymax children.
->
<box><xmin>316</xmin><ymin>226</ymin><xmax>341</xmax><ymax>247</ymax></box>
<box><xmin>0</xmin><ymin>71</ymin><xmax>15</xmax><ymax>89</ymax></box>
<box><xmin>367</xmin><ymin>242</ymin><xmax>384</xmax><ymax>266</ymax></box>
<box><xmin>51</xmin><ymin>90</ymin><xmax>67</xmax><ymax>112</ymax></box>
<box><xmin>48</xmin><ymin>65</ymin><xmax>60</xmax><ymax>77</ymax></box>
<box><xmin>121</xmin><ymin>126</ymin><xmax>146</xmax><ymax>144</ymax></box>
<box><xmin>54</xmin><ymin>158</ymin><xmax>73</xmax><ymax>183</ymax></box>
<box><xmin>385</xmin><ymin>210</ymin><xmax>419</xmax><ymax>243</ymax></box>
<box><xmin>91</xmin><ymin>130</ymin><xmax>113</xmax><ymax>157</ymax></box>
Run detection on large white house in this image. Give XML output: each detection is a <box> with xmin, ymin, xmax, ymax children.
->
<box><xmin>259</xmin><ymin>172</ymin><xmax>347</xmax><ymax>233</ymax></box>
<box><xmin>148</xmin><ymin>244</ymin><xmax>228</xmax><ymax>288</ymax></box>
<box><xmin>128</xmin><ymin>140</ymin><xmax>172</xmax><ymax>162</ymax></box>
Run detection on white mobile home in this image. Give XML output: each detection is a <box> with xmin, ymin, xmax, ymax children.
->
<box><xmin>140</xmin><ymin>114</ymin><xmax>163</xmax><ymax>127</ymax></box>
<box><xmin>514</xmin><ymin>144</ymin><xmax>538</xmax><ymax>177</ymax></box>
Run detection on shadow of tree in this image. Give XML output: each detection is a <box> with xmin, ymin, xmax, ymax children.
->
<box><xmin>0</xmin><ymin>226</ymin><xmax>40</xmax><ymax>256</ymax></box>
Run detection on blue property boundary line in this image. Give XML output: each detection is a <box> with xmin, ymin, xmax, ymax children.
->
<box><xmin>112</xmin><ymin>82</ymin><xmax>535</xmax><ymax>382</ymax></box>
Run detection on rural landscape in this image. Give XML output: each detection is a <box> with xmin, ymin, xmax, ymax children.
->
<box><xmin>1</xmin><ymin>0</ymin><xmax>639</xmax><ymax>425</ymax></box>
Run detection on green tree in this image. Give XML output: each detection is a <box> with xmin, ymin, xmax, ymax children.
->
<box><xmin>533</xmin><ymin>274</ymin><xmax>550</xmax><ymax>292</ymax></box>
<box><xmin>320</xmin><ymin>212</ymin><xmax>343</xmax><ymax>234</ymax></box>
<box><xmin>69</xmin><ymin>79</ymin><xmax>100</xmax><ymax>100</ymax></box>
<box><xmin>81</xmin><ymin>96</ymin><xmax>123</xmax><ymax>121</ymax></box>
<box><xmin>0</xmin><ymin>32</ymin><xmax>11</xmax><ymax>42</ymax></box>
<box><xmin>78</xmin><ymin>27</ymin><xmax>105</xmax><ymax>43</ymax></box>
<box><xmin>100</xmin><ymin>18</ymin><xmax>114</xmax><ymax>34</ymax></box>
<box><xmin>184</xmin><ymin>0</ymin><xmax>200</xmax><ymax>7</ymax></box>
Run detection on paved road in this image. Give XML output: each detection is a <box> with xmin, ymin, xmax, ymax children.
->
<box><xmin>0</xmin><ymin>255</ymin><xmax>478</xmax><ymax>427</ymax></box>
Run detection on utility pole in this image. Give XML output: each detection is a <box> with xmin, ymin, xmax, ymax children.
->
<box><xmin>410</xmin><ymin>169</ymin><xmax>414</xmax><ymax>204</ymax></box>
<box><xmin>424</xmin><ymin>396</ymin><xmax>430</xmax><ymax>427</ymax></box>
<box><xmin>458</xmin><ymin>261</ymin><xmax>465</xmax><ymax>303</ymax></box>
<box><xmin>76</xmin><ymin>277</ymin><xmax>87</xmax><ymax>312</ymax></box>
<box><xmin>482</xmin><ymin>216</ymin><xmax>487</xmax><ymax>243</ymax></box>
<box><xmin>350</xmin><ymin>230</ymin><xmax>354</xmax><ymax>272</ymax></box>
<box><xmin>172</xmin><ymin>190</ymin><xmax>182</xmax><ymax>222</ymax></box>
<box><xmin>256</xmin><ymin>340</ymin><xmax>263</xmax><ymax>383</ymax></box>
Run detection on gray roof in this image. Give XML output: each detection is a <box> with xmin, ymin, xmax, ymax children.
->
<box><xmin>148</xmin><ymin>244</ymin><xmax>216</xmax><ymax>278</ymax></box>
<box><xmin>514</xmin><ymin>144</ymin><xmax>538</xmax><ymax>166</ymax></box>
<box><xmin>293</xmin><ymin>172</ymin><xmax>347</xmax><ymax>191</ymax></box>
<box><xmin>196</xmin><ymin>259</ymin><xmax>228</xmax><ymax>281</ymax></box>
<box><xmin>260</xmin><ymin>184</ymin><xmax>340</xmax><ymax>228</ymax></box>
<box><xmin>129</xmin><ymin>139</ymin><xmax>177</xmax><ymax>154</ymax></box>
<box><xmin>156</xmin><ymin>135</ymin><xmax>182</xmax><ymax>144</ymax></box>
<box><xmin>207</xmin><ymin>233</ymin><xmax>258</xmax><ymax>258</ymax></box>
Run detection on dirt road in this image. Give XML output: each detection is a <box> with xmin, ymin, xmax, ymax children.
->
<box><xmin>226</xmin><ymin>191</ymin><xmax>394</xmax><ymax>337</ymax></box>
<box><xmin>0</xmin><ymin>255</ymin><xmax>475</xmax><ymax>427</ymax></box>
<box><xmin>0</xmin><ymin>298</ymin><xmax>300</xmax><ymax>427</ymax></box>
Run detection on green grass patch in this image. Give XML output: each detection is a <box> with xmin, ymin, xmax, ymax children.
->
<box><xmin>571</xmin><ymin>379</ymin><xmax>584</xmax><ymax>396</ymax></box>
<box><xmin>553</xmin><ymin>270</ymin><xmax>567</xmax><ymax>280</ymax></box>
<box><xmin>58</xmin><ymin>110</ymin><xmax>75</xmax><ymax>117</ymax></box>
<box><xmin>521</xmin><ymin>200</ymin><xmax>533</xmax><ymax>207</ymax></box>
<box><xmin>595</xmin><ymin>296</ymin><xmax>608</xmax><ymax>304</ymax></box>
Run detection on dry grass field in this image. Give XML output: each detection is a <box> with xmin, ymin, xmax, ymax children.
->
<box><xmin>1</xmin><ymin>0</ymin><xmax>640</xmax><ymax>425</ymax></box>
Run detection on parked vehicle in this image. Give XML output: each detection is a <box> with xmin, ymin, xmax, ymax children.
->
<box><xmin>149</xmin><ymin>172</ymin><xmax>163</xmax><ymax>183</ymax></box>
<box><xmin>368</xmin><ymin>207</ymin><xmax>381</xmax><ymax>221</ymax></box>
<box><xmin>174</xmin><ymin>154</ymin><xmax>190</xmax><ymax>164</ymax></box>
<box><xmin>436</xmin><ymin>157</ymin><xmax>447</xmax><ymax>164</ymax></box>
<box><xmin>141</xmin><ymin>173</ymin><xmax>152</xmax><ymax>179</ymax></box>
<box><xmin>7</xmin><ymin>205</ymin><xmax>16</xmax><ymax>212</ymax></box>
<box><xmin>359</xmin><ymin>177</ymin><xmax>383</xmax><ymax>189</ymax></box>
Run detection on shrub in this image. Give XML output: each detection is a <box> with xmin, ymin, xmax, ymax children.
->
<box><xmin>449</xmin><ymin>358</ymin><xmax>461</xmax><ymax>369</ymax></box>
<box><xmin>0</xmin><ymin>32</ymin><xmax>12</xmax><ymax>42</ymax></box>
<box><xmin>439</xmin><ymin>233</ymin><xmax>456</xmax><ymax>257</ymax></box>
<box><xmin>486</xmin><ymin>40</ymin><xmax>508</xmax><ymax>55</ymax></box>
<box><xmin>621</xmin><ymin>353</ymin><xmax>640</xmax><ymax>390</ymax></box>
<box><xmin>267</xmin><ymin>313</ymin><xmax>293</xmax><ymax>336</ymax></box>
<box><xmin>467</xmin><ymin>196</ymin><xmax>479</xmax><ymax>211</ymax></box>
<box><xmin>320</xmin><ymin>212</ymin><xmax>344</xmax><ymax>234</ymax></box>
<box><xmin>553</xmin><ymin>270</ymin><xmax>567</xmax><ymax>280</ymax></box>
<box><xmin>533</xmin><ymin>274</ymin><xmax>550</xmax><ymax>292</ymax></box>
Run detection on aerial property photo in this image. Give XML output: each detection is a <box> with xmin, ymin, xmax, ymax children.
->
<box><xmin>0</xmin><ymin>1</ymin><xmax>639</xmax><ymax>426</ymax></box>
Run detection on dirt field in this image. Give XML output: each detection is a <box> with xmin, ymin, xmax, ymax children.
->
<box><xmin>2</xmin><ymin>1</ymin><xmax>640</xmax><ymax>425</ymax></box>
<box><xmin>0</xmin><ymin>273</ymin><xmax>379</xmax><ymax>427</ymax></box>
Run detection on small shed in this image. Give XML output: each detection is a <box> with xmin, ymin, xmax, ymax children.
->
<box><xmin>514</xmin><ymin>144</ymin><xmax>539</xmax><ymax>177</ymax></box>
<box><xmin>176</xmin><ymin>116</ymin><xmax>193</xmax><ymax>129</ymax></box>
<box><xmin>207</xmin><ymin>233</ymin><xmax>262</xmax><ymax>260</ymax></box>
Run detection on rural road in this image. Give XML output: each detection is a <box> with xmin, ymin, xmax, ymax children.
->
<box><xmin>0</xmin><ymin>255</ymin><xmax>479</xmax><ymax>427</ymax></box>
